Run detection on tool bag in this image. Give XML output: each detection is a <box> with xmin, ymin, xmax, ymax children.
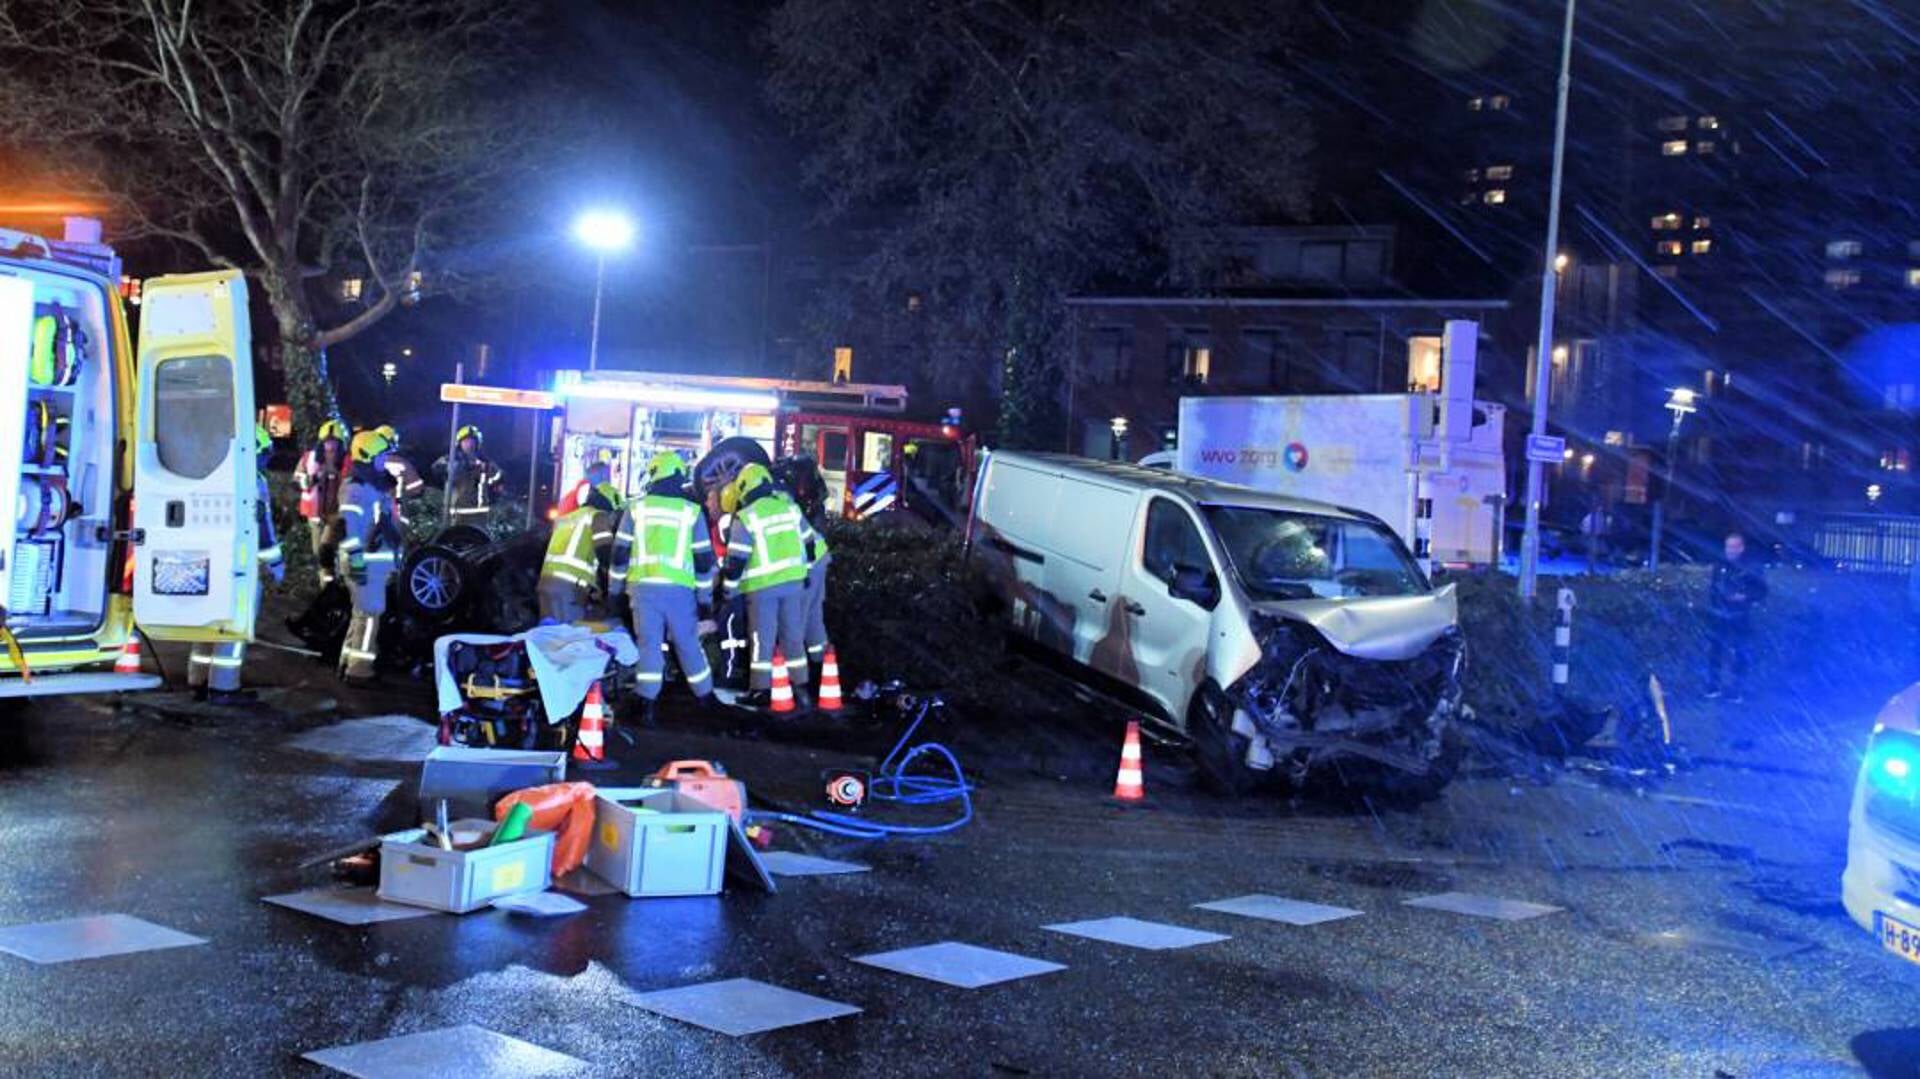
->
<box><xmin>16</xmin><ymin>476</ymin><xmax>72</xmax><ymax>537</ymax></box>
<box><xmin>29</xmin><ymin>307</ymin><xmax>84</xmax><ymax>387</ymax></box>
<box><xmin>443</xmin><ymin>640</ymin><xmax>549</xmax><ymax>749</ymax></box>
<box><xmin>22</xmin><ymin>400</ymin><xmax>67</xmax><ymax>468</ymax></box>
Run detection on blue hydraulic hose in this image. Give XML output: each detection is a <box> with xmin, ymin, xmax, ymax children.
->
<box><xmin>746</xmin><ymin>697</ymin><xmax>973</xmax><ymax>839</ymax></box>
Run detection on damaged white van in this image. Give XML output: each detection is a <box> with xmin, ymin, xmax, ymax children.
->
<box><xmin>966</xmin><ymin>451</ymin><xmax>1465</xmax><ymax>796</ymax></box>
<box><xmin>0</xmin><ymin>223</ymin><xmax>260</xmax><ymax>697</ymax></box>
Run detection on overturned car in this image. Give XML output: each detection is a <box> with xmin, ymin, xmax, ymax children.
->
<box><xmin>967</xmin><ymin>452</ymin><xmax>1465</xmax><ymax>798</ymax></box>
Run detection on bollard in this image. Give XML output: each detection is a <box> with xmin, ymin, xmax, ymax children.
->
<box><xmin>1552</xmin><ymin>587</ymin><xmax>1577</xmax><ymax>691</ymax></box>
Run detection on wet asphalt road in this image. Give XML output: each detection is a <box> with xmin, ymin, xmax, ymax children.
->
<box><xmin>0</xmin><ymin>642</ymin><xmax>1917</xmax><ymax>1077</ymax></box>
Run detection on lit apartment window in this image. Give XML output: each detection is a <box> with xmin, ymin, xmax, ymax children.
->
<box><xmin>1656</xmin><ymin>240</ymin><xmax>1684</xmax><ymax>257</ymax></box>
<box><xmin>1488</xmin><ymin>94</ymin><xmax>1511</xmax><ymax>110</ymax></box>
<box><xmin>1661</xmin><ymin>139</ymin><xmax>1690</xmax><ymax>156</ymax></box>
<box><xmin>1463</xmin><ymin>167</ymin><xmax>1481</xmax><ymax>182</ymax></box>
<box><xmin>1183</xmin><ymin>347</ymin><xmax>1211</xmax><ymax>385</ymax></box>
<box><xmin>1485</xmin><ymin>164</ymin><xmax>1514</xmax><ymax>180</ymax></box>
<box><xmin>1696</xmin><ymin>141</ymin><xmax>1717</xmax><ymax>155</ymax></box>
<box><xmin>1468</xmin><ymin>96</ymin><xmax>1483</xmax><ymax>111</ymax></box>
<box><xmin>1657</xmin><ymin>115</ymin><xmax>1690</xmax><ymax>132</ymax></box>
<box><xmin>1651</xmin><ymin>212</ymin><xmax>1682</xmax><ymax>230</ymax></box>
<box><xmin>1691</xmin><ymin>239</ymin><xmax>1713</xmax><ymax>255</ymax></box>
<box><xmin>1906</xmin><ymin>268</ymin><xmax>1920</xmax><ymax>290</ymax></box>
<box><xmin>1698</xmin><ymin>115</ymin><xmax>1720</xmax><ymax>130</ymax></box>
<box><xmin>338</xmin><ymin>277</ymin><xmax>365</xmax><ymax>302</ymax></box>
<box><xmin>1407</xmin><ymin>336</ymin><xmax>1443</xmax><ymax>393</ymax></box>
<box><xmin>1692</xmin><ymin>215</ymin><xmax>1711</xmax><ymax>230</ymax></box>
<box><xmin>1826</xmin><ymin>267</ymin><xmax>1862</xmax><ymax>289</ymax></box>
<box><xmin>1828</xmin><ymin>239</ymin><xmax>1864</xmax><ymax>259</ymax></box>
<box><xmin>1483</xmin><ymin>189</ymin><xmax>1507</xmax><ymax>205</ymax></box>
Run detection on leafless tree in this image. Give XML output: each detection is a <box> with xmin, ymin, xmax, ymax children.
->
<box><xmin>0</xmin><ymin>0</ymin><xmax>535</xmax><ymax>431</ymax></box>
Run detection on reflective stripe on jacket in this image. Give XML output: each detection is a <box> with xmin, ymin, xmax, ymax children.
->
<box><xmin>725</xmin><ymin>493</ymin><xmax>813</xmax><ymax>593</ymax></box>
<box><xmin>612</xmin><ymin>495</ymin><xmax>713</xmax><ymax>590</ymax></box>
<box><xmin>542</xmin><ymin>507</ymin><xmax>601</xmax><ymax>589</ymax></box>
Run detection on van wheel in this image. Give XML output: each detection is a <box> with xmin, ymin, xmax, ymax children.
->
<box><xmin>1190</xmin><ymin>684</ymin><xmax>1262</xmax><ymax>797</ymax></box>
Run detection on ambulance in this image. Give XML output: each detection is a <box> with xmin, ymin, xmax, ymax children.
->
<box><xmin>0</xmin><ymin>219</ymin><xmax>259</xmax><ymax>697</ymax></box>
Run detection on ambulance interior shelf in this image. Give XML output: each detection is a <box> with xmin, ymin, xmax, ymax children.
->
<box><xmin>4</xmin><ymin>277</ymin><xmax>113</xmax><ymax>634</ymax></box>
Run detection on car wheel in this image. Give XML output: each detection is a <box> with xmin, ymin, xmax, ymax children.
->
<box><xmin>401</xmin><ymin>545</ymin><xmax>469</xmax><ymax>620</ymax></box>
<box><xmin>1190</xmin><ymin>682</ymin><xmax>1263</xmax><ymax>797</ymax></box>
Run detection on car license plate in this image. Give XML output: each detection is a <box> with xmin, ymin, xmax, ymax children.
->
<box><xmin>1877</xmin><ymin>912</ymin><xmax>1920</xmax><ymax>965</ymax></box>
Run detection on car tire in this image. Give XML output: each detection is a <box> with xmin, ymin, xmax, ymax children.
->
<box><xmin>1190</xmin><ymin>682</ymin><xmax>1263</xmax><ymax>797</ymax></box>
<box><xmin>399</xmin><ymin>544</ymin><xmax>470</xmax><ymax>621</ymax></box>
<box><xmin>433</xmin><ymin>524</ymin><xmax>492</xmax><ymax>555</ymax></box>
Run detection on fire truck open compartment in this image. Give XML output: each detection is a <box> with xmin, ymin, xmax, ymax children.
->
<box><xmin>546</xmin><ymin>370</ymin><xmax>975</xmax><ymax>524</ymax></box>
<box><xmin>0</xmin><ymin>263</ymin><xmax>117</xmax><ymax>638</ymax></box>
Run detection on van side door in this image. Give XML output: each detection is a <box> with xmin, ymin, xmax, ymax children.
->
<box><xmin>1047</xmin><ymin>481</ymin><xmax>1137</xmax><ymax>676</ymax></box>
<box><xmin>130</xmin><ymin>271</ymin><xmax>259</xmax><ymax>642</ymax></box>
<box><xmin>1117</xmin><ymin>497</ymin><xmax>1220</xmax><ymax>719</ymax></box>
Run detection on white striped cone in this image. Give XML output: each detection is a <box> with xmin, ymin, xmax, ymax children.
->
<box><xmin>114</xmin><ymin>636</ymin><xmax>143</xmax><ymax>675</ymax></box>
<box><xmin>1113</xmin><ymin>720</ymin><xmax>1145</xmax><ymax>801</ymax></box>
<box><xmin>769</xmin><ymin>649</ymin><xmax>795</xmax><ymax>714</ymax></box>
<box><xmin>817</xmin><ymin>647</ymin><xmax>843</xmax><ymax>712</ymax></box>
<box><xmin>572</xmin><ymin>682</ymin><xmax>610</xmax><ymax>765</ymax></box>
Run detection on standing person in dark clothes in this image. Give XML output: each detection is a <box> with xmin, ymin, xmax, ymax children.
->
<box><xmin>1705</xmin><ymin>531</ymin><xmax>1767</xmax><ymax>702</ymax></box>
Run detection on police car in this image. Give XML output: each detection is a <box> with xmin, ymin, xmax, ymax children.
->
<box><xmin>1843</xmin><ymin>683</ymin><xmax>1920</xmax><ymax>966</ymax></box>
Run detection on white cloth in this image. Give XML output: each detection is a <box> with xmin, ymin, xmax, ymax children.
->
<box><xmin>434</xmin><ymin>625</ymin><xmax>639</xmax><ymax>722</ymax></box>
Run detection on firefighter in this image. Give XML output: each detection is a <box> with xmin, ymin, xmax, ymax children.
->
<box><xmin>557</xmin><ymin>450</ymin><xmax>615</xmax><ymax>516</ymax></box>
<box><xmin>719</xmin><ymin>462</ymin><xmax>817</xmax><ymax>708</ymax></box>
<box><xmin>336</xmin><ymin>429</ymin><xmax>404</xmax><ymax>683</ymax></box>
<box><xmin>293</xmin><ymin>419</ymin><xmax>349</xmax><ymax>584</ymax></box>
<box><xmin>189</xmin><ymin>425</ymin><xmax>286</xmax><ymax>704</ymax></box>
<box><xmin>538</xmin><ymin>482</ymin><xmax>620</xmax><ymax>624</ymax></box>
<box><xmin>438</xmin><ymin>424</ymin><xmax>503</xmax><ymax>524</ymax></box>
<box><xmin>369</xmin><ymin>424</ymin><xmax>425</xmax><ymax>500</ymax></box>
<box><xmin>609</xmin><ymin>452</ymin><xmax>717</xmax><ymax>724</ymax></box>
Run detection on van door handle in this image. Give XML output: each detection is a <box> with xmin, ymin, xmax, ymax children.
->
<box><xmin>1123</xmin><ymin>600</ymin><xmax>1146</xmax><ymax>616</ymax></box>
<box><xmin>1088</xmin><ymin>589</ymin><xmax>1108</xmax><ymax>603</ymax></box>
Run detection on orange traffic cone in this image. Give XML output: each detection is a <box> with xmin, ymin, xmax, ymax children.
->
<box><xmin>768</xmin><ymin>649</ymin><xmax>795</xmax><ymax>714</ymax></box>
<box><xmin>114</xmin><ymin>635</ymin><xmax>143</xmax><ymax>675</ymax></box>
<box><xmin>1112</xmin><ymin>720</ymin><xmax>1145</xmax><ymax>802</ymax></box>
<box><xmin>571</xmin><ymin>681</ymin><xmax>613</xmax><ymax>769</ymax></box>
<box><xmin>817</xmin><ymin>647</ymin><xmax>843</xmax><ymax>712</ymax></box>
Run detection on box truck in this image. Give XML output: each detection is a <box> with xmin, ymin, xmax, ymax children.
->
<box><xmin>1164</xmin><ymin>393</ymin><xmax>1507</xmax><ymax>565</ymax></box>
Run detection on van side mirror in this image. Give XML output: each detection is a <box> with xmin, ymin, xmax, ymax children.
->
<box><xmin>1169</xmin><ymin>564</ymin><xmax>1219</xmax><ymax>610</ymax></box>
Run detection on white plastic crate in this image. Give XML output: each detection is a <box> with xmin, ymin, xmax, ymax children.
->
<box><xmin>586</xmin><ymin>788</ymin><xmax>728</xmax><ymax>898</ymax></box>
<box><xmin>377</xmin><ymin>818</ymin><xmax>556</xmax><ymax>913</ymax></box>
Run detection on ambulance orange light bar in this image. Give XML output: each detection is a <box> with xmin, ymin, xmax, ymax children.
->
<box><xmin>552</xmin><ymin>373</ymin><xmax>778</xmax><ymax>412</ymax></box>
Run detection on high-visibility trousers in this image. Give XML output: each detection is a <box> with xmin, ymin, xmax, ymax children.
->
<box><xmin>746</xmin><ymin>580</ymin><xmax>808</xmax><ymax>691</ymax></box>
<box><xmin>804</xmin><ymin>554</ymin><xmax>831</xmax><ymax>665</ymax></box>
<box><xmin>338</xmin><ymin>558</ymin><xmax>392</xmax><ymax>680</ymax></box>
<box><xmin>537</xmin><ymin>578</ymin><xmax>591</xmax><ymax>625</ymax></box>
<box><xmin>190</xmin><ymin>579</ymin><xmax>260</xmax><ymax>692</ymax></box>
<box><xmin>630</xmin><ymin>583</ymin><xmax>712</xmax><ymax>701</ymax></box>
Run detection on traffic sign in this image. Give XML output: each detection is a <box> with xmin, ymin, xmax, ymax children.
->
<box><xmin>439</xmin><ymin>384</ymin><xmax>556</xmax><ymax>410</ymax></box>
<box><xmin>1525</xmin><ymin>433</ymin><xmax>1568</xmax><ymax>464</ymax></box>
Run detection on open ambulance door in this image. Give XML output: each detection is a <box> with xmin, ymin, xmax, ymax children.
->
<box><xmin>130</xmin><ymin>271</ymin><xmax>259</xmax><ymax>642</ymax></box>
<box><xmin>0</xmin><ymin>277</ymin><xmax>31</xmax><ymax>616</ymax></box>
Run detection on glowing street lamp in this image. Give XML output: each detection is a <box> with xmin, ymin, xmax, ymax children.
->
<box><xmin>1649</xmin><ymin>387</ymin><xmax>1700</xmax><ymax>571</ymax></box>
<box><xmin>571</xmin><ymin>210</ymin><xmax>637</xmax><ymax>371</ymax></box>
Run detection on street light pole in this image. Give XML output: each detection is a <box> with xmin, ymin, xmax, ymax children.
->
<box><xmin>1649</xmin><ymin>388</ymin><xmax>1696</xmax><ymax>572</ymax></box>
<box><xmin>1518</xmin><ymin>0</ymin><xmax>1580</xmax><ymax>600</ymax></box>
<box><xmin>587</xmin><ymin>253</ymin><xmax>607</xmax><ymax>372</ymax></box>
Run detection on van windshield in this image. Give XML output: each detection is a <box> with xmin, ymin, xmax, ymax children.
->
<box><xmin>1202</xmin><ymin>505</ymin><xmax>1427</xmax><ymax>601</ymax></box>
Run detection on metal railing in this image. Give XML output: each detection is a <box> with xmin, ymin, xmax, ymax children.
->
<box><xmin>1813</xmin><ymin>513</ymin><xmax>1920</xmax><ymax>574</ymax></box>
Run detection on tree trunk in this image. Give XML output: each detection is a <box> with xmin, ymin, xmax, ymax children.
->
<box><xmin>264</xmin><ymin>277</ymin><xmax>339</xmax><ymax>438</ymax></box>
<box><xmin>995</xmin><ymin>265</ymin><xmax>1061</xmax><ymax>449</ymax></box>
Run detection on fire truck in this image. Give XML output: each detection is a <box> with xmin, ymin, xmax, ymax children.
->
<box><xmin>546</xmin><ymin>369</ymin><xmax>978</xmax><ymax>525</ymax></box>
